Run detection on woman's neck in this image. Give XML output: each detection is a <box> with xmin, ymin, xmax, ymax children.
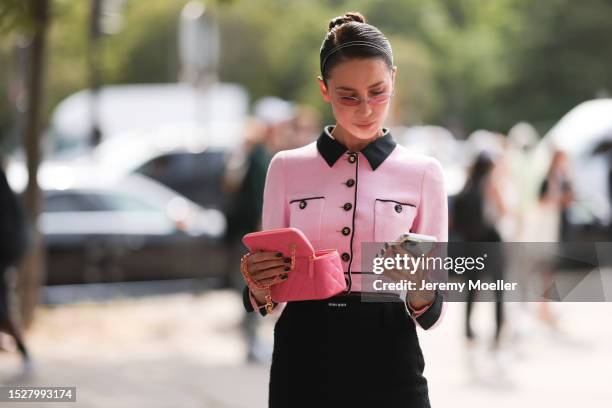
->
<box><xmin>331</xmin><ymin>124</ymin><xmax>383</xmax><ymax>152</ymax></box>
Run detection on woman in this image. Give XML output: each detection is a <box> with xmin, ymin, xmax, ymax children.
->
<box><xmin>0</xmin><ymin>163</ymin><xmax>31</xmax><ymax>371</ymax></box>
<box><xmin>531</xmin><ymin>149</ymin><xmax>574</xmax><ymax>327</ymax></box>
<box><xmin>241</xmin><ymin>12</ymin><xmax>447</xmax><ymax>407</ymax></box>
<box><xmin>452</xmin><ymin>152</ymin><xmax>506</xmax><ymax>349</ymax></box>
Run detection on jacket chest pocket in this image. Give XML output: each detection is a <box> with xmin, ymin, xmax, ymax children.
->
<box><xmin>374</xmin><ymin>199</ymin><xmax>417</xmax><ymax>243</ymax></box>
<box><xmin>289</xmin><ymin>196</ymin><xmax>325</xmax><ymax>242</ymax></box>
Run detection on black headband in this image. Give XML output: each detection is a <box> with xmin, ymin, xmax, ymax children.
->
<box><xmin>320</xmin><ymin>40</ymin><xmax>393</xmax><ymax>76</ymax></box>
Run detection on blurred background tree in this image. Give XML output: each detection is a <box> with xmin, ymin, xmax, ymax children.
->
<box><xmin>2</xmin><ymin>0</ymin><xmax>612</xmax><ymax>143</ymax></box>
<box><xmin>492</xmin><ymin>0</ymin><xmax>612</xmax><ymax>132</ymax></box>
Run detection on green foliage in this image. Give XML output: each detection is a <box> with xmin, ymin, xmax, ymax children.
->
<box><xmin>45</xmin><ymin>0</ymin><xmax>90</xmax><ymax>115</ymax></box>
<box><xmin>101</xmin><ymin>0</ymin><xmax>186</xmax><ymax>84</ymax></box>
<box><xmin>217</xmin><ymin>0</ymin><xmax>340</xmax><ymax>120</ymax></box>
<box><xmin>0</xmin><ymin>0</ymin><xmax>34</xmax><ymax>34</ymax></box>
<box><xmin>494</xmin><ymin>0</ymin><xmax>612</xmax><ymax>133</ymax></box>
<box><xmin>1</xmin><ymin>0</ymin><xmax>612</xmax><ymax>141</ymax></box>
<box><xmin>0</xmin><ymin>0</ymin><xmax>35</xmax><ymax>149</ymax></box>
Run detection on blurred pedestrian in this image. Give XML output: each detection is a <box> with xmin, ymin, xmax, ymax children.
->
<box><xmin>222</xmin><ymin>97</ymin><xmax>296</xmax><ymax>363</ymax></box>
<box><xmin>453</xmin><ymin>151</ymin><xmax>507</xmax><ymax>350</ymax></box>
<box><xmin>527</xmin><ymin>149</ymin><xmax>574</xmax><ymax>328</ymax></box>
<box><xmin>507</xmin><ymin>122</ymin><xmax>540</xmax><ymax>242</ymax></box>
<box><xmin>503</xmin><ymin>123</ymin><xmax>542</xmax><ymax>347</ymax></box>
<box><xmin>223</xmin><ymin>117</ymin><xmax>272</xmax><ymax>247</ymax></box>
<box><xmin>0</xmin><ymin>160</ymin><xmax>32</xmax><ymax>371</ymax></box>
<box><xmin>542</xmin><ymin>150</ymin><xmax>575</xmax><ymax>241</ymax></box>
<box><xmin>287</xmin><ymin>105</ymin><xmax>321</xmax><ymax>149</ymax></box>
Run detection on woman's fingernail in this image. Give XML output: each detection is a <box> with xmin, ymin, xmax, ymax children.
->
<box><xmin>284</xmin><ymin>266</ymin><xmax>290</xmax><ymax>271</ymax></box>
<box><xmin>284</xmin><ymin>257</ymin><xmax>291</xmax><ymax>263</ymax></box>
<box><xmin>276</xmin><ymin>252</ymin><xmax>283</xmax><ymax>257</ymax></box>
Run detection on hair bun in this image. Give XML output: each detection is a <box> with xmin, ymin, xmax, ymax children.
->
<box><xmin>328</xmin><ymin>11</ymin><xmax>366</xmax><ymax>32</ymax></box>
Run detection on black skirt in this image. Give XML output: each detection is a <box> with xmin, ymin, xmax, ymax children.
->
<box><xmin>269</xmin><ymin>293</ymin><xmax>431</xmax><ymax>407</ymax></box>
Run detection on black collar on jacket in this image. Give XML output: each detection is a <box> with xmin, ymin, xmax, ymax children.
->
<box><xmin>316</xmin><ymin>125</ymin><xmax>396</xmax><ymax>171</ymax></box>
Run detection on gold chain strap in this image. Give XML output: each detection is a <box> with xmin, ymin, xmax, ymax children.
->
<box><xmin>290</xmin><ymin>244</ymin><xmax>296</xmax><ymax>270</ymax></box>
<box><xmin>241</xmin><ymin>253</ymin><xmax>274</xmax><ymax>314</ymax></box>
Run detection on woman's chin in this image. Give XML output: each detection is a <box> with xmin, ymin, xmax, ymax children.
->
<box><xmin>351</xmin><ymin>123</ymin><xmax>380</xmax><ymax>139</ymax></box>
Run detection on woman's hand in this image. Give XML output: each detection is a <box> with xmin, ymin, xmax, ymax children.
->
<box><xmin>380</xmin><ymin>242</ymin><xmax>436</xmax><ymax>309</ymax></box>
<box><xmin>243</xmin><ymin>251</ymin><xmax>291</xmax><ymax>304</ymax></box>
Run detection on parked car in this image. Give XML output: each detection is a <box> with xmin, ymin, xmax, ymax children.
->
<box><xmin>132</xmin><ymin>149</ymin><xmax>229</xmax><ymax>212</ymax></box>
<box><xmin>76</xmin><ymin>134</ymin><xmax>233</xmax><ymax>213</ymax></box>
<box><xmin>38</xmin><ymin>172</ymin><xmax>227</xmax><ymax>285</ymax></box>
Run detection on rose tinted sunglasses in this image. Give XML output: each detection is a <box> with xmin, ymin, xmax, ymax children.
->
<box><xmin>336</xmin><ymin>90</ymin><xmax>394</xmax><ymax>107</ymax></box>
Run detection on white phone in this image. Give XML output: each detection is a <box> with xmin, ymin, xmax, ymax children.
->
<box><xmin>377</xmin><ymin>233</ymin><xmax>437</xmax><ymax>258</ymax></box>
<box><xmin>398</xmin><ymin>232</ymin><xmax>437</xmax><ymax>243</ymax></box>
<box><xmin>398</xmin><ymin>232</ymin><xmax>437</xmax><ymax>256</ymax></box>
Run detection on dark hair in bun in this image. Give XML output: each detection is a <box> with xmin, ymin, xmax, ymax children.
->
<box><xmin>328</xmin><ymin>12</ymin><xmax>366</xmax><ymax>31</ymax></box>
<box><xmin>320</xmin><ymin>11</ymin><xmax>392</xmax><ymax>81</ymax></box>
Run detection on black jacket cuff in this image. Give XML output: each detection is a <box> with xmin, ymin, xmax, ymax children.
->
<box><xmin>242</xmin><ymin>286</ymin><xmax>276</xmax><ymax>317</ymax></box>
<box><xmin>412</xmin><ymin>290</ymin><xmax>444</xmax><ymax>330</ymax></box>
<box><xmin>242</xmin><ymin>286</ymin><xmax>255</xmax><ymax>313</ymax></box>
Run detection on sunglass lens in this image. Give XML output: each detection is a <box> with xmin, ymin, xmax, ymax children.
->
<box><xmin>338</xmin><ymin>97</ymin><xmax>360</xmax><ymax>106</ymax></box>
<box><xmin>370</xmin><ymin>94</ymin><xmax>391</xmax><ymax>105</ymax></box>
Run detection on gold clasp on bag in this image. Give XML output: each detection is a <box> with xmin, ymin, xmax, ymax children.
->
<box><xmin>291</xmin><ymin>243</ymin><xmax>317</xmax><ymax>277</ymax></box>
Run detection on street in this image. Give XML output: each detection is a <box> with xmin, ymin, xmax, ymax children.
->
<box><xmin>1</xmin><ymin>288</ymin><xmax>611</xmax><ymax>407</ymax></box>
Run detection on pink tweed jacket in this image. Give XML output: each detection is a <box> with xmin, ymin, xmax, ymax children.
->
<box><xmin>254</xmin><ymin>126</ymin><xmax>448</xmax><ymax>329</ymax></box>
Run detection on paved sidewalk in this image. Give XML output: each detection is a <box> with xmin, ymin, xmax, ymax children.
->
<box><xmin>1</xmin><ymin>289</ymin><xmax>611</xmax><ymax>407</ymax></box>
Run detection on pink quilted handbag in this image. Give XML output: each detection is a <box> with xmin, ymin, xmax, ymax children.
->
<box><xmin>242</xmin><ymin>227</ymin><xmax>346</xmax><ymax>303</ymax></box>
